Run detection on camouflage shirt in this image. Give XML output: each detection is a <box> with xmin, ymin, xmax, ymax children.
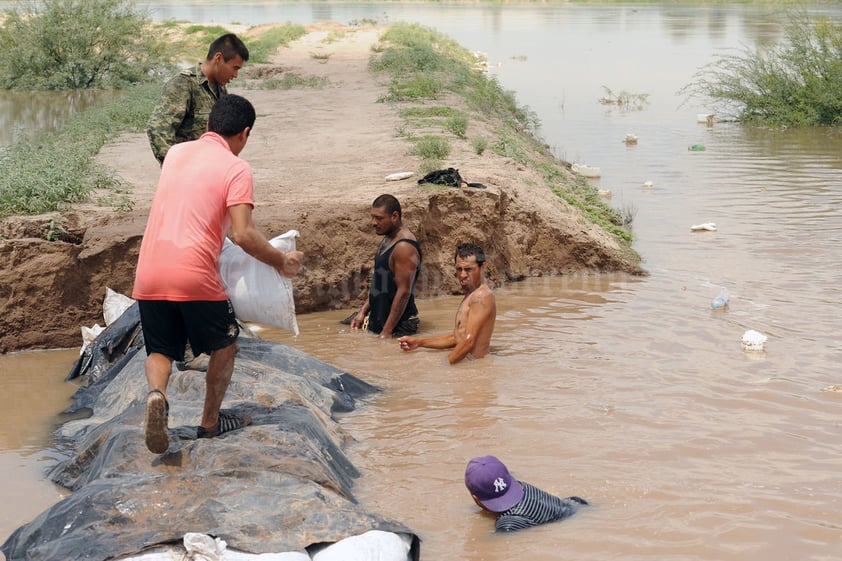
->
<box><xmin>146</xmin><ymin>63</ymin><xmax>227</xmax><ymax>164</ymax></box>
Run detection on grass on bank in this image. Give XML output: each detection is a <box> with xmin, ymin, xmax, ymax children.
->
<box><xmin>0</xmin><ymin>83</ymin><xmax>159</xmax><ymax>217</ymax></box>
<box><xmin>369</xmin><ymin>21</ymin><xmax>631</xmax><ymax>244</ymax></box>
<box><xmin>247</xmin><ymin>24</ymin><xmax>307</xmax><ymax>63</ymax></box>
<box><xmin>0</xmin><ymin>12</ymin><xmax>312</xmax><ymax>219</ymax></box>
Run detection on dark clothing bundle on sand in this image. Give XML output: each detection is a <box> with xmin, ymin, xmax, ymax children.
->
<box><xmin>417</xmin><ymin>168</ymin><xmax>486</xmax><ymax>189</ymax></box>
<box><xmin>1</xmin><ymin>304</ymin><xmax>420</xmax><ymax>561</ymax></box>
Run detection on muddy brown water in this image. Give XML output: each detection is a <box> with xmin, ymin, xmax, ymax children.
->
<box><xmin>2</xmin><ymin>3</ymin><xmax>841</xmax><ymax>559</ymax></box>
<box><xmin>3</xmin><ymin>266</ymin><xmax>838</xmax><ymax>559</ymax></box>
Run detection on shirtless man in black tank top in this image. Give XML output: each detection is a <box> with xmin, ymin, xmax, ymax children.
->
<box><xmin>350</xmin><ymin>194</ymin><xmax>422</xmax><ymax>338</ymax></box>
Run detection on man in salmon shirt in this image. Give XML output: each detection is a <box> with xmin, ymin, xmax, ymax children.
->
<box><xmin>133</xmin><ymin>93</ymin><xmax>303</xmax><ymax>454</ymax></box>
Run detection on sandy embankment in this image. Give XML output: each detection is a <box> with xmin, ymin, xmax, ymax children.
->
<box><xmin>0</xmin><ymin>23</ymin><xmax>642</xmax><ymax>353</ymax></box>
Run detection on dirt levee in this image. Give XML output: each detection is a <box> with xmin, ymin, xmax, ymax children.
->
<box><xmin>0</xmin><ymin>24</ymin><xmax>642</xmax><ymax>353</ymax></box>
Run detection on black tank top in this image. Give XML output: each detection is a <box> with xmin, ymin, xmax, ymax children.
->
<box><xmin>367</xmin><ymin>238</ymin><xmax>421</xmax><ymax>334</ymax></box>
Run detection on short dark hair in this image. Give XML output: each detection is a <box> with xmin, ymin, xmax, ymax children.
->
<box><xmin>455</xmin><ymin>243</ymin><xmax>486</xmax><ymax>265</ymax></box>
<box><xmin>372</xmin><ymin>194</ymin><xmax>401</xmax><ymax>218</ymax></box>
<box><xmin>208</xmin><ymin>94</ymin><xmax>255</xmax><ymax>137</ymax></box>
<box><xmin>207</xmin><ymin>33</ymin><xmax>249</xmax><ymax>63</ymax></box>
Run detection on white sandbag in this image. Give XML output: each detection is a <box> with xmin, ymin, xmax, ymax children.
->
<box><xmin>116</xmin><ymin>544</ymin><xmax>310</xmax><ymax>561</ymax></box>
<box><xmin>226</xmin><ymin>550</ymin><xmax>311</xmax><ymax>560</ymax></box>
<box><xmin>218</xmin><ymin>230</ymin><xmax>300</xmax><ymax>335</ymax></box>
<box><xmin>80</xmin><ymin>323</ymin><xmax>105</xmax><ymax>355</ymax></box>
<box><xmin>311</xmin><ymin>530</ymin><xmax>413</xmax><ymax>561</ymax></box>
<box><xmin>103</xmin><ymin>287</ymin><xmax>136</xmax><ymax>326</ymax></box>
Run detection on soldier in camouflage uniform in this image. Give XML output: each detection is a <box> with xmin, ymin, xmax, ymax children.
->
<box><xmin>147</xmin><ymin>33</ymin><xmax>250</xmax><ymax>164</ymax></box>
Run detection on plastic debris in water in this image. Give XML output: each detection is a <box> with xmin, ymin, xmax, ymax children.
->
<box><xmin>690</xmin><ymin>222</ymin><xmax>717</xmax><ymax>232</ymax></box>
<box><xmin>689</xmin><ymin>144</ymin><xmax>706</xmax><ymax>151</ymax></box>
<box><xmin>571</xmin><ymin>163</ymin><xmax>602</xmax><ymax>178</ymax></box>
<box><xmin>623</xmin><ymin>133</ymin><xmax>638</xmax><ymax>144</ymax></box>
<box><xmin>642</xmin><ymin>180</ymin><xmax>654</xmax><ymax>188</ymax></box>
<box><xmin>711</xmin><ymin>294</ymin><xmax>729</xmax><ymax>309</ymax></box>
<box><xmin>741</xmin><ymin>329</ymin><xmax>767</xmax><ymax>351</ymax></box>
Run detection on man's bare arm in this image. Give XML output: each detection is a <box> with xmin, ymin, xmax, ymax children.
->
<box><xmin>398</xmin><ymin>333</ymin><xmax>456</xmax><ymax>352</ymax></box>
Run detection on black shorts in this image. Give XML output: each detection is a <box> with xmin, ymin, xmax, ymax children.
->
<box><xmin>138</xmin><ymin>300</ymin><xmax>239</xmax><ymax>361</ymax></box>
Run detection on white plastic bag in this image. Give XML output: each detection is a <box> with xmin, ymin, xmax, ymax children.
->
<box><xmin>741</xmin><ymin>329</ymin><xmax>767</xmax><ymax>351</ymax></box>
<box><xmin>218</xmin><ymin>230</ymin><xmax>300</xmax><ymax>335</ymax></box>
<box><xmin>184</xmin><ymin>533</ymin><xmax>226</xmax><ymax>561</ymax></box>
<box><xmin>80</xmin><ymin>323</ymin><xmax>104</xmax><ymax>355</ymax></box>
<box><xmin>103</xmin><ymin>287</ymin><xmax>135</xmax><ymax>326</ymax></box>
<box><xmin>311</xmin><ymin>530</ymin><xmax>413</xmax><ymax>561</ymax></box>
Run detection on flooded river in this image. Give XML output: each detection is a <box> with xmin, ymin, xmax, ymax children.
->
<box><xmin>1</xmin><ymin>2</ymin><xmax>841</xmax><ymax>559</ymax></box>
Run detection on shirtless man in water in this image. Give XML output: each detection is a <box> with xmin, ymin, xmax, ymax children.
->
<box><xmin>398</xmin><ymin>243</ymin><xmax>495</xmax><ymax>364</ymax></box>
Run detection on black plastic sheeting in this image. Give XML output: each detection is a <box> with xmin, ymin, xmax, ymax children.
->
<box><xmin>66</xmin><ymin>302</ymin><xmax>145</xmax><ymax>385</ymax></box>
<box><xmin>3</xmin><ymin>322</ymin><xmax>420</xmax><ymax>561</ymax></box>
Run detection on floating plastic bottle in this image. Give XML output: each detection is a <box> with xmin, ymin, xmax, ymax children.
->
<box><xmin>711</xmin><ymin>294</ymin><xmax>729</xmax><ymax>309</ymax></box>
<box><xmin>689</xmin><ymin>144</ymin><xmax>706</xmax><ymax>151</ymax></box>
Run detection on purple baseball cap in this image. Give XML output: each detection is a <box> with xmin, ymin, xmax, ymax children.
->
<box><xmin>464</xmin><ymin>455</ymin><xmax>524</xmax><ymax>513</ymax></box>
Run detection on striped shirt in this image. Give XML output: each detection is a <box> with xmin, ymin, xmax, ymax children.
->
<box><xmin>495</xmin><ymin>482</ymin><xmax>588</xmax><ymax>532</ymax></box>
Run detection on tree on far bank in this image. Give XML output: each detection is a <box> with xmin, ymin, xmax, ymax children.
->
<box><xmin>0</xmin><ymin>0</ymin><xmax>166</xmax><ymax>89</ymax></box>
<box><xmin>682</xmin><ymin>11</ymin><xmax>842</xmax><ymax>127</ymax></box>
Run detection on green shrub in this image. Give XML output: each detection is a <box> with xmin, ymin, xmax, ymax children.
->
<box><xmin>399</xmin><ymin>106</ymin><xmax>468</xmax><ymax>137</ymax></box>
<box><xmin>682</xmin><ymin>11</ymin><xmax>842</xmax><ymax>126</ymax></box>
<box><xmin>184</xmin><ymin>24</ymin><xmax>230</xmax><ymax>37</ymax></box>
<box><xmin>380</xmin><ymin>75</ymin><xmax>443</xmax><ymax>102</ymax></box>
<box><xmin>0</xmin><ymin>0</ymin><xmax>167</xmax><ymax>89</ymax></box>
<box><xmin>323</xmin><ymin>30</ymin><xmax>346</xmax><ymax>44</ymax></box>
<box><xmin>410</xmin><ymin>135</ymin><xmax>451</xmax><ymax>160</ymax></box>
<box><xmin>472</xmin><ymin>136</ymin><xmax>488</xmax><ymax>155</ymax></box>
<box><xmin>399</xmin><ymin>106</ymin><xmax>459</xmax><ymax>119</ymax></box>
<box><xmin>445</xmin><ymin>113</ymin><xmax>468</xmax><ymax>138</ymax></box>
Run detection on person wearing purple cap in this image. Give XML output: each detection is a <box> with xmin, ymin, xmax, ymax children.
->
<box><xmin>464</xmin><ymin>455</ymin><xmax>588</xmax><ymax>532</ymax></box>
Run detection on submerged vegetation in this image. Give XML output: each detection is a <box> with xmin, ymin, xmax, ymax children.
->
<box><xmin>369</xmin><ymin>22</ymin><xmax>631</xmax><ymax>244</ymax></box>
<box><xmin>682</xmin><ymin>12</ymin><xmax>842</xmax><ymax>126</ymax></box>
<box><xmin>598</xmin><ymin>86</ymin><xmax>649</xmax><ymax>112</ymax></box>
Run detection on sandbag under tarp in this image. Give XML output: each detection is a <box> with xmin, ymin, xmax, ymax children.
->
<box><xmin>66</xmin><ymin>301</ymin><xmax>144</xmax><ymax>385</ymax></box>
<box><xmin>2</xmin><ymin>336</ymin><xmax>420</xmax><ymax>561</ymax></box>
